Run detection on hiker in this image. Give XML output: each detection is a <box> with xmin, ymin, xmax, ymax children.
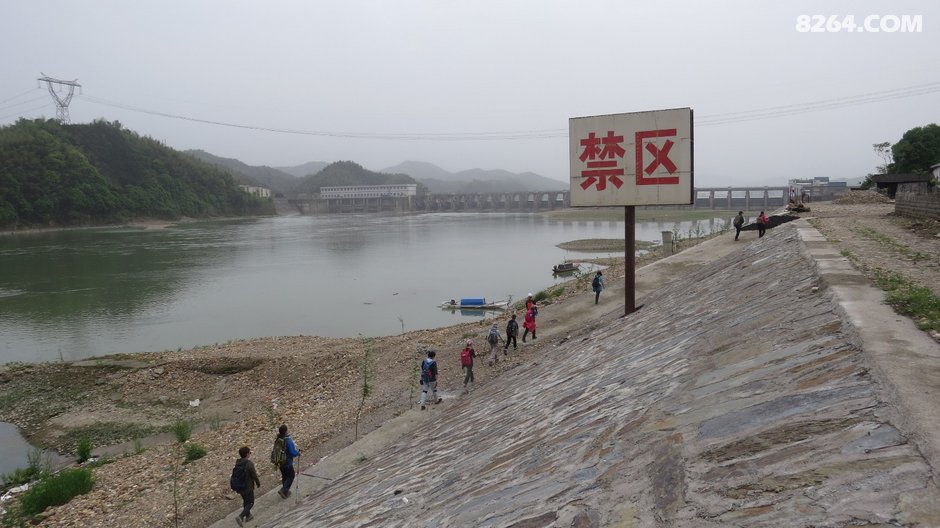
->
<box><xmin>231</xmin><ymin>446</ymin><xmax>261</xmax><ymax>526</ymax></box>
<box><xmin>522</xmin><ymin>304</ymin><xmax>537</xmax><ymax>342</ymax></box>
<box><xmin>484</xmin><ymin>323</ymin><xmax>502</xmax><ymax>363</ymax></box>
<box><xmin>732</xmin><ymin>211</ymin><xmax>744</xmax><ymax>241</ymax></box>
<box><xmin>274</xmin><ymin>424</ymin><xmax>300</xmax><ymax>499</ymax></box>
<box><xmin>502</xmin><ymin>314</ymin><xmax>519</xmax><ymax>356</ymax></box>
<box><xmin>757</xmin><ymin>210</ymin><xmax>769</xmax><ymax>238</ymax></box>
<box><xmin>461</xmin><ymin>339</ymin><xmax>476</xmax><ymax>392</ymax></box>
<box><xmin>418</xmin><ymin>350</ymin><xmax>442</xmax><ymax>410</ymax></box>
<box><xmin>592</xmin><ymin>271</ymin><xmax>604</xmax><ymax>304</ymax></box>
<box><xmin>525</xmin><ymin>293</ymin><xmax>536</xmax><ymax>316</ymax></box>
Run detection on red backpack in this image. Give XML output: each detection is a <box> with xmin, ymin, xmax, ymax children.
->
<box><xmin>460</xmin><ymin>347</ymin><xmax>473</xmax><ymax>367</ymax></box>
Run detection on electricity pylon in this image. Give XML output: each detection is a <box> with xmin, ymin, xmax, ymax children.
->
<box><xmin>38</xmin><ymin>73</ymin><xmax>81</xmax><ymax>123</ymax></box>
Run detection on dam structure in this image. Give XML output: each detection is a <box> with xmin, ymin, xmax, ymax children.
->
<box><xmin>258</xmin><ymin>223</ymin><xmax>940</xmax><ymax>527</ymax></box>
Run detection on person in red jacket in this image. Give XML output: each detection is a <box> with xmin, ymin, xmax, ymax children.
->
<box><xmin>757</xmin><ymin>211</ymin><xmax>769</xmax><ymax>238</ymax></box>
<box><xmin>522</xmin><ymin>304</ymin><xmax>537</xmax><ymax>342</ymax></box>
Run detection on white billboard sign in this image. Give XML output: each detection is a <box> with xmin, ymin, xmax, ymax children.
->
<box><xmin>569</xmin><ymin>107</ymin><xmax>693</xmax><ymax>206</ymax></box>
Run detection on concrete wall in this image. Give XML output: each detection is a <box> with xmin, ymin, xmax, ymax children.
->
<box><xmin>896</xmin><ymin>182</ymin><xmax>940</xmax><ymax>220</ymax></box>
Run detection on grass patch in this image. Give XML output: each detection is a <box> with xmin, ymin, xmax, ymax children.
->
<box><xmin>850</xmin><ymin>225</ymin><xmax>928</xmax><ymax>261</ymax></box>
<box><xmin>184</xmin><ymin>443</ymin><xmax>207</xmax><ymax>463</ymax></box>
<box><xmin>18</xmin><ymin>468</ymin><xmax>94</xmax><ymax>516</ymax></box>
<box><xmin>871</xmin><ymin>268</ymin><xmax>940</xmax><ymax>331</ymax></box>
<box><xmin>58</xmin><ymin>422</ymin><xmax>159</xmax><ymax>453</ymax></box>
<box><xmin>172</xmin><ymin>419</ymin><xmax>193</xmax><ymax>443</ymax></box>
<box><xmin>76</xmin><ymin>437</ymin><xmax>92</xmax><ymax>463</ymax></box>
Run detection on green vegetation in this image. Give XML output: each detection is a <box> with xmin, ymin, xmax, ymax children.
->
<box><xmin>18</xmin><ymin>468</ymin><xmax>94</xmax><ymax>516</ymax></box>
<box><xmin>850</xmin><ymin>225</ymin><xmax>928</xmax><ymax>261</ymax></box>
<box><xmin>0</xmin><ymin>118</ymin><xmax>270</xmax><ymax>229</ymax></box>
<box><xmin>891</xmin><ymin>123</ymin><xmax>940</xmax><ymax>174</ymax></box>
<box><xmin>184</xmin><ymin>443</ymin><xmax>207</xmax><ymax>463</ymax></box>
<box><xmin>172</xmin><ymin>419</ymin><xmax>193</xmax><ymax>443</ymax></box>
<box><xmin>59</xmin><ymin>422</ymin><xmax>159</xmax><ymax>453</ymax></box>
<box><xmin>1</xmin><ymin>448</ymin><xmax>47</xmax><ymax>495</ymax></box>
<box><xmin>76</xmin><ymin>437</ymin><xmax>92</xmax><ymax>463</ymax></box>
<box><xmin>872</xmin><ymin>268</ymin><xmax>940</xmax><ymax>332</ymax></box>
<box><xmin>355</xmin><ymin>341</ymin><xmax>375</xmax><ymax>441</ymax></box>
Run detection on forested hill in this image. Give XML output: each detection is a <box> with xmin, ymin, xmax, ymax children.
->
<box><xmin>292</xmin><ymin>161</ymin><xmax>424</xmax><ymax>195</ymax></box>
<box><xmin>0</xmin><ymin>119</ymin><xmax>271</xmax><ymax>229</ymax></box>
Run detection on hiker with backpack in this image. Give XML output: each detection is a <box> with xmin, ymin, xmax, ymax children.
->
<box><xmin>460</xmin><ymin>339</ymin><xmax>477</xmax><ymax>393</ymax></box>
<box><xmin>272</xmin><ymin>424</ymin><xmax>300</xmax><ymax>500</ymax></box>
<box><xmin>503</xmin><ymin>314</ymin><xmax>519</xmax><ymax>355</ymax></box>
<box><xmin>525</xmin><ymin>293</ymin><xmax>537</xmax><ymax>317</ymax></box>
<box><xmin>484</xmin><ymin>323</ymin><xmax>502</xmax><ymax>366</ymax></box>
<box><xmin>418</xmin><ymin>350</ymin><xmax>442</xmax><ymax>410</ymax></box>
<box><xmin>230</xmin><ymin>446</ymin><xmax>261</xmax><ymax>526</ymax></box>
<box><xmin>522</xmin><ymin>304</ymin><xmax>537</xmax><ymax>342</ymax></box>
<box><xmin>592</xmin><ymin>271</ymin><xmax>605</xmax><ymax>304</ymax></box>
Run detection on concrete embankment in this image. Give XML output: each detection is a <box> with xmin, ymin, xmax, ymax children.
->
<box><xmin>236</xmin><ymin>221</ymin><xmax>940</xmax><ymax>527</ymax></box>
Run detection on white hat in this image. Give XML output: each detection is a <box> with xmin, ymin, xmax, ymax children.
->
<box><xmin>527</xmin><ymin>292</ymin><xmax>533</xmax><ymax>297</ymax></box>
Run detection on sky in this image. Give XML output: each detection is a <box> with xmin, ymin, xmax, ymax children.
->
<box><xmin>1</xmin><ymin>0</ymin><xmax>938</xmax><ymax>187</ymax></box>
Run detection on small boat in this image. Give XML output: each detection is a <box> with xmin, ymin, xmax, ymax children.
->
<box><xmin>552</xmin><ymin>262</ymin><xmax>580</xmax><ymax>274</ymax></box>
<box><xmin>440</xmin><ymin>297</ymin><xmax>510</xmax><ymax>310</ymax></box>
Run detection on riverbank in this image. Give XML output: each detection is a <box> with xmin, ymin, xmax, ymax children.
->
<box><xmin>0</xmin><ymin>223</ymin><xmax>736</xmax><ymax>526</ymax></box>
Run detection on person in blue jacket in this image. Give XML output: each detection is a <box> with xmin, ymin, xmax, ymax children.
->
<box><xmin>276</xmin><ymin>424</ymin><xmax>300</xmax><ymax>499</ymax></box>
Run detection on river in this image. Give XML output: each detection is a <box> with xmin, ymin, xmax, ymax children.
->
<box><xmin>0</xmin><ymin>213</ymin><xmax>728</xmax><ymax>364</ymax></box>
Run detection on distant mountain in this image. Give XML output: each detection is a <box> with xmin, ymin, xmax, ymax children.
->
<box><xmin>382</xmin><ymin>161</ymin><xmax>565</xmax><ymax>193</ymax></box>
<box><xmin>277</xmin><ymin>161</ymin><xmax>331</xmax><ymax>178</ymax></box>
<box><xmin>293</xmin><ymin>161</ymin><xmax>422</xmax><ymax>195</ymax></box>
<box><xmin>186</xmin><ymin>150</ymin><xmax>298</xmax><ymax>196</ymax></box>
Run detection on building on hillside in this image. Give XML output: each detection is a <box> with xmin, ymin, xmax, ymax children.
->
<box><xmin>320</xmin><ymin>184</ymin><xmax>418</xmax><ymax>199</ymax></box>
<box><xmin>931</xmin><ymin>162</ymin><xmax>939</xmax><ymax>180</ymax></box>
<box><xmin>239</xmin><ymin>185</ymin><xmax>271</xmax><ymax>198</ymax></box>
<box><xmin>869</xmin><ymin>174</ymin><xmax>934</xmax><ymax>198</ymax></box>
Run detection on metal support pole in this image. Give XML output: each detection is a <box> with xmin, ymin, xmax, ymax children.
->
<box><xmin>625</xmin><ymin>205</ymin><xmax>636</xmax><ymax>315</ymax></box>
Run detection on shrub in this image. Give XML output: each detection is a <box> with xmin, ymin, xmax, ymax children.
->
<box><xmin>184</xmin><ymin>443</ymin><xmax>206</xmax><ymax>463</ymax></box>
<box><xmin>77</xmin><ymin>437</ymin><xmax>92</xmax><ymax>463</ymax></box>
<box><xmin>19</xmin><ymin>468</ymin><xmax>94</xmax><ymax>516</ymax></box>
<box><xmin>172</xmin><ymin>419</ymin><xmax>193</xmax><ymax>443</ymax></box>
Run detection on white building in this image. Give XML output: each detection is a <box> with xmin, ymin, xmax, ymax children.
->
<box><xmin>239</xmin><ymin>185</ymin><xmax>271</xmax><ymax>198</ymax></box>
<box><xmin>320</xmin><ymin>184</ymin><xmax>418</xmax><ymax>199</ymax></box>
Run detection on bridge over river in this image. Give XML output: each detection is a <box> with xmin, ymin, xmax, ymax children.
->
<box><xmin>286</xmin><ymin>186</ymin><xmax>791</xmax><ymax>214</ymax></box>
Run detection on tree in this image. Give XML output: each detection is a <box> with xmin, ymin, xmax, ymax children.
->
<box><xmin>872</xmin><ymin>141</ymin><xmax>893</xmax><ymax>174</ymax></box>
<box><xmin>891</xmin><ymin>124</ymin><xmax>940</xmax><ymax>174</ymax></box>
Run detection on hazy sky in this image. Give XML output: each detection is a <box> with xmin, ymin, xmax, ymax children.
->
<box><xmin>2</xmin><ymin>0</ymin><xmax>938</xmax><ymax>186</ymax></box>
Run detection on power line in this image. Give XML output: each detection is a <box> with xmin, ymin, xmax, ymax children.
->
<box><xmin>0</xmin><ymin>95</ymin><xmax>50</xmax><ymax>112</ymax></box>
<box><xmin>75</xmin><ymin>80</ymin><xmax>940</xmax><ymax>140</ymax></box>
<box><xmin>0</xmin><ymin>103</ymin><xmax>51</xmax><ymax>121</ymax></box>
<box><xmin>0</xmin><ymin>88</ymin><xmax>40</xmax><ymax>106</ymax></box>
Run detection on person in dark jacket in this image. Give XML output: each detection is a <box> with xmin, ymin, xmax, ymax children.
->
<box><xmin>418</xmin><ymin>350</ymin><xmax>442</xmax><ymax>410</ymax></box>
<box><xmin>592</xmin><ymin>271</ymin><xmax>605</xmax><ymax>304</ymax></box>
<box><xmin>503</xmin><ymin>314</ymin><xmax>519</xmax><ymax>355</ymax></box>
<box><xmin>276</xmin><ymin>424</ymin><xmax>301</xmax><ymax>499</ymax></box>
<box><xmin>235</xmin><ymin>446</ymin><xmax>261</xmax><ymax>526</ymax></box>
<box><xmin>732</xmin><ymin>211</ymin><xmax>744</xmax><ymax>241</ymax></box>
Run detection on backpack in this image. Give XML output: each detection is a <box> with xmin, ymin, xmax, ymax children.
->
<box><xmin>592</xmin><ymin>276</ymin><xmax>600</xmax><ymax>288</ymax></box>
<box><xmin>270</xmin><ymin>437</ymin><xmax>286</xmax><ymax>469</ymax></box>
<box><xmin>229</xmin><ymin>462</ymin><xmax>247</xmax><ymax>492</ymax></box>
<box><xmin>460</xmin><ymin>348</ymin><xmax>473</xmax><ymax>367</ymax></box>
<box><xmin>421</xmin><ymin>358</ymin><xmax>435</xmax><ymax>382</ymax></box>
<box><xmin>487</xmin><ymin>327</ymin><xmax>499</xmax><ymax>345</ymax></box>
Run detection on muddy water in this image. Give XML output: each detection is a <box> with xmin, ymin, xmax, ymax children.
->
<box><xmin>0</xmin><ymin>213</ymin><xmax>727</xmax><ymax>363</ymax></box>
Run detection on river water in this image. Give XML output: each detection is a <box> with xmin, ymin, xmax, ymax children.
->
<box><xmin>0</xmin><ymin>213</ymin><xmax>727</xmax><ymax>364</ymax></box>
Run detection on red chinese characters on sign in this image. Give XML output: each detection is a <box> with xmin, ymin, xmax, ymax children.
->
<box><xmin>578</xmin><ymin>131</ymin><xmax>625</xmax><ymax>191</ymax></box>
<box><xmin>635</xmin><ymin>129</ymin><xmax>679</xmax><ymax>185</ymax></box>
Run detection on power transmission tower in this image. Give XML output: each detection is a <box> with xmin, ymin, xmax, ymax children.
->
<box><xmin>38</xmin><ymin>73</ymin><xmax>81</xmax><ymax>123</ymax></box>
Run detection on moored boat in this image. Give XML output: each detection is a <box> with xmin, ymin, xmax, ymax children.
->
<box><xmin>552</xmin><ymin>262</ymin><xmax>580</xmax><ymax>274</ymax></box>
